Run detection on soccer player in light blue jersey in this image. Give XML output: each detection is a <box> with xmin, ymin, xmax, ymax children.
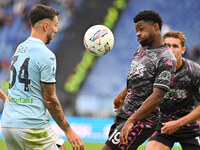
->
<box><xmin>0</xmin><ymin>89</ymin><xmax>7</xmax><ymax>102</ymax></box>
<box><xmin>1</xmin><ymin>4</ymin><xmax>84</xmax><ymax>150</ymax></box>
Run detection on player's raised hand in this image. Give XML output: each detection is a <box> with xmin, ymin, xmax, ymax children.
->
<box><xmin>113</xmin><ymin>87</ymin><xmax>127</xmax><ymax>112</ymax></box>
<box><xmin>114</xmin><ymin>96</ymin><xmax>124</xmax><ymax>112</ymax></box>
<box><xmin>119</xmin><ymin>119</ymin><xmax>133</xmax><ymax>144</ymax></box>
<box><xmin>161</xmin><ymin>120</ymin><xmax>180</xmax><ymax>134</ymax></box>
<box><xmin>65</xmin><ymin>127</ymin><xmax>84</xmax><ymax>150</ymax></box>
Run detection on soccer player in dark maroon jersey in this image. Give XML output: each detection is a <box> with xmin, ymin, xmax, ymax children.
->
<box><xmin>146</xmin><ymin>31</ymin><xmax>200</xmax><ymax>150</ymax></box>
<box><xmin>102</xmin><ymin>10</ymin><xmax>177</xmax><ymax>150</ymax></box>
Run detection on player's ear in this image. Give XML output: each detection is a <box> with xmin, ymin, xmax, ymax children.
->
<box><xmin>42</xmin><ymin>20</ymin><xmax>49</xmax><ymax>32</ymax></box>
<box><xmin>152</xmin><ymin>23</ymin><xmax>159</xmax><ymax>31</ymax></box>
<box><xmin>182</xmin><ymin>46</ymin><xmax>186</xmax><ymax>55</ymax></box>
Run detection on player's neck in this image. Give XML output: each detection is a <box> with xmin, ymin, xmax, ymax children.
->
<box><xmin>176</xmin><ymin>59</ymin><xmax>183</xmax><ymax>71</ymax></box>
<box><xmin>30</xmin><ymin>29</ymin><xmax>47</xmax><ymax>44</ymax></box>
<box><xmin>148</xmin><ymin>34</ymin><xmax>164</xmax><ymax>48</ymax></box>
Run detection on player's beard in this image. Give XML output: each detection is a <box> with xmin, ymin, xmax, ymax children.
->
<box><xmin>140</xmin><ymin>37</ymin><xmax>154</xmax><ymax>47</ymax></box>
<box><xmin>140</xmin><ymin>39</ymin><xmax>153</xmax><ymax>47</ymax></box>
<box><xmin>46</xmin><ymin>34</ymin><xmax>52</xmax><ymax>44</ymax></box>
<box><xmin>140</xmin><ymin>40</ymin><xmax>149</xmax><ymax>47</ymax></box>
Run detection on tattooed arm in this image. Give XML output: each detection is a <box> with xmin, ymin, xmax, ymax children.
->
<box><xmin>0</xmin><ymin>89</ymin><xmax>7</xmax><ymax>102</ymax></box>
<box><xmin>41</xmin><ymin>83</ymin><xmax>84</xmax><ymax>150</ymax></box>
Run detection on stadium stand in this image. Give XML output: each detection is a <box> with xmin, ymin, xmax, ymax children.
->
<box><xmin>76</xmin><ymin>0</ymin><xmax>200</xmax><ymax>117</ymax></box>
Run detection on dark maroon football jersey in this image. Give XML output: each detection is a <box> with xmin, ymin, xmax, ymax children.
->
<box><xmin>117</xmin><ymin>44</ymin><xmax>177</xmax><ymax>126</ymax></box>
<box><xmin>160</xmin><ymin>58</ymin><xmax>200</xmax><ymax>130</ymax></box>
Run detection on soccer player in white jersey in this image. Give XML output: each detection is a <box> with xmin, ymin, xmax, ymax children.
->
<box><xmin>1</xmin><ymin>4</ymin><xmax>84</xmax><ymax>150</ymax></box>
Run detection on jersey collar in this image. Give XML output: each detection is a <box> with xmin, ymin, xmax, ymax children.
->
<box><xmin>28</xmin><ymin>37</ymin><xmax>44</xmax><ymax>44</ymax></box>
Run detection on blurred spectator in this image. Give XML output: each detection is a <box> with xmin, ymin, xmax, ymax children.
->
<box><xmin>22</xmin><ymin>6</ymin><xmax>30</xmax><ymax>30</ymax></box>
<box><xmin>189</xmin><ymin>44</ymin><xmax>200</xmax><ymax>63</ymax></box>
<box><xmin>161</xmin><ymin>22</ymin><xmax>171</xmax><ymax>35</ymax></box>
<box><xmin>0</xmin><ymin>0</ymin><xmax>13</xmax><ymax>7</ymax></box>
<box><xmin>182</xmin><ymin>46</ymin><xmax>190</xmax><ymax>59</ymax></box>
<box><xmin>13</xmin><ymin>0</ymin><xmax>26</xmax><ymax>16</ymax></box>
<box><xmin>0</xmin><ymin>8</ymin><xmax>5</xmax><ymax>28</ymax></box>
<box><xmin>40</xmin><ymin>0</ymin><xmax>50</xmax><ymax>6</ymax></box>
<box><xmin>4</xmin><ymin>14</ymin><xmax>13</xmax><ymax>27</ymax></box>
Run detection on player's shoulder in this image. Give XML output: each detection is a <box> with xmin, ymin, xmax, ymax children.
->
<box><xmin>35</xmin><ymin>47</ymin><xmax>56</xmax><ymax>65</ymax></box>
<box><xmin>135</xmin><ymin>45</ymin><xmax>142</xmax><ymax>53</ymax></box>
<box><xmin>26</xmin><ymin>38</ymin><xmax>55</xmax><ymax>57</ymax></box>
<box><xmin>160</xmin><ymin>44</ymin><xmax>176</xmax><ymax>62</ymax></box>
<box><xmin>182</xmin><ymin>58</ymin><xmax>200</xmax><ymax>84</ymax></box>
<box><xmin>161</xmin><ymin>44</ymin><xmax>174</xmax><ymax>57</ymax></box>
<box><xmin>183</xmin><ymin>58</ymin><xmax>200</xmax><ymax>71</ymax></box>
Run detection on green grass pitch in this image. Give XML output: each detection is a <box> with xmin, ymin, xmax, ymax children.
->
<box><xmin>0</xmin><ymin>139</ymin><xmax>182</xmax><ymax>150</ymax></box>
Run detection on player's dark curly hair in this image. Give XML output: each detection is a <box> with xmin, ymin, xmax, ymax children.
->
<box><xmin>134</xmin><ymin>10</ymin><xmax>162</xmax><ymax>31</ymax></box>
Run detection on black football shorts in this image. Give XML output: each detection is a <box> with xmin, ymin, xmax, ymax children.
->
<box><xmin>148</xmin><ymin>129</ymin><xmax>200</xmax><ymax>150</ymax></box>
<box><xmin>105</xmin><ymin>115</ymin><xmax>156</xmax><ymax>150</ymax></box>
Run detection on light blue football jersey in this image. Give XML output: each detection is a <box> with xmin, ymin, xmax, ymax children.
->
<box><xmin>1</xmin><ymin>37</ymin><xmax>56</xmax><ymax>129</ymax></box>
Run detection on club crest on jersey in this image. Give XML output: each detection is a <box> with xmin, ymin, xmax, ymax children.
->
<box><xmin>158</xmin><ymin>71</ymin><xmax>171</xmax><ymax>82</ymax></box>
<box><xmin>51</xmin><ymin>65</ymin><xmax>56</xmax><ymax>77</ymax></box>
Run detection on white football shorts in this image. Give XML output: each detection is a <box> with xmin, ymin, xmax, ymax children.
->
<box><xmin>2</xmin><ymin>126</ymin><xmax>65</xmax><ymax>150</ymax></box>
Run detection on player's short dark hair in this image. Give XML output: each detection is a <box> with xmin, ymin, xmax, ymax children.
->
<box><xmin>134</xmin><ymin>10</ymin><xmax>162</xmax><ymax>31</ymax></box>
<box><xmin>163</xmin><ymin>31</ymin><xmax>186</xmax><ymax>47</ymax></box>
<box><xmin>29</xmin><ymin>4</ymin><xmax>59</xmax><ymax>27</ymax></box>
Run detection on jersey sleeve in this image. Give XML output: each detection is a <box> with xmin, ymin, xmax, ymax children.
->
<box><xmin>40</xmin><ymin>53</ymin><xmax>56</xmax><ymax>83</ymax></box>
<box><xmin>153</xmin><ymin>57</ymin><xmax>176</xmax><ymax>91</ymax></box>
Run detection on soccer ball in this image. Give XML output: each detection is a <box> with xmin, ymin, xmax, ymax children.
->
<box><xmin>83</xmin><ymin>25</ymin><xmax>114</xmax><ymax>56</ymax></box>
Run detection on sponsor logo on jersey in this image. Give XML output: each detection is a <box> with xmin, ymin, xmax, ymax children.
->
<box><xmin>164</xmin><ymin>89</ymin><xmax>187</xmax><ymax>99</ymax></box>
<box><xmin>129</xmin><ymin>61</ymin><xmax>146</xmax><ymax>78</ymax></box>
<box><xmin>6</xmin><ymin>95</ymin><xmax>33</xmax><ymax>103</ymax></box>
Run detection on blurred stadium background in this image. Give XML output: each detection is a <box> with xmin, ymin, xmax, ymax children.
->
<box><xmin>0</xmin><ymin>0</ymin><xmax>200</xmax><ymax>149</ymax></box>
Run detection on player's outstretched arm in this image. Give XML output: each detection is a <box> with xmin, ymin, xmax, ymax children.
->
<box><xmin>41</xmin><ymin>83</ymin><xmax>84</xmax><ymax>150</ymax></box>
<box><xmin>161</xmin><ymin>104</ymin><xmax>200</xmax><ymax>134</ymax></box>
<box><xmin>119</xmin><ymin>87</ymin><xmax>166</xmax><ymax>144</ymax></box>
<box><xmin>0</xmin><ymin>89</ymin><xmax>7</xmax><ymax>102</ymax></box>
<box><xmin>114</xmin><ymin>87</ymin><xmax>127</xmax><ymax>111</ymax></box>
